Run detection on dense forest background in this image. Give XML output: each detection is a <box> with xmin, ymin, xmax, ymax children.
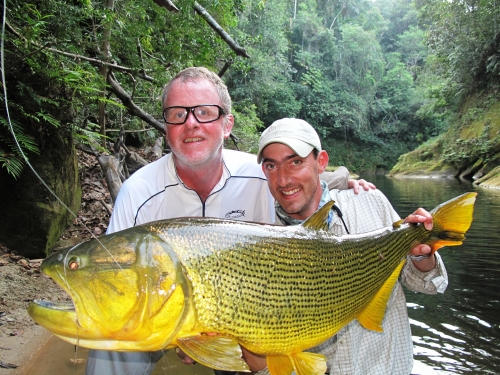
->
<box><xmin>1</xmin><ymin>0</ymin><xmax>499</xmax><ymax>175</ymax></box>
<box><xmin>1</xmin><ymin>0</ymin><xmax>500</xmax><ymax>256</ymax></box>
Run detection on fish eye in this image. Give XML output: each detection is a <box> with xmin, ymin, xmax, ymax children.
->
<box><xmin>67</xmin><ymin>256</ymin><xmax>81</xmax><ymax>270</ymax></box>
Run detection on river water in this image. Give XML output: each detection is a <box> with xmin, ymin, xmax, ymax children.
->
<box><xmin>20</xmin><ymin>176</ymin><xmax>500</xmax><ymax>375</ymax></box>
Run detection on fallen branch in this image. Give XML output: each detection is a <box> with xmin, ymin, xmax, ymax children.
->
<box><xmin>99</xmin><ymin>199</ymin><xmax>114</xmax><ymax>216</ymax></box>
<box><xmin>0</xmin><ymin>361</ymin><xmax>18</xmax><ymax>369</ymax></box>
<box><xmin>218</xmin><ymin>58</ymin><xmax>233</xmax><ymax>78</ymax></box>
<box><xmin>105</xmin><ymin>128</ymin><xmax>158</xmax><ymax>133</ymax></box>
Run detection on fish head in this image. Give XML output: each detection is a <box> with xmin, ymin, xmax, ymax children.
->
<box><xmin>28</xmin><ymin>228</ymin><xmax>187</xmax><ymax>351</ymax></box>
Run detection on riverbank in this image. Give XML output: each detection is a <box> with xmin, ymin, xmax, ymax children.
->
<box><xmin>388</xmin><ymin>170</ymin><xmax>500</xmax><ymax>189</ymax></box>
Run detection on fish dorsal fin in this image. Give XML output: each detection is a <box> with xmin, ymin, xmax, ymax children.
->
<box><xmin>302</xmin><ymin>201</ymin><xmax>334</xmax><ymax>231</ymax></box>
<box><xmin>177</xmin><ymin>335</ymin><xmax>249</xmax><ymax>372</ymax></box>
<box><xmin>356</xmin><ymin>259</ymin><xmax>406</xmax><ymax>332</ymax></box>
<box><xmin>292</xmin><ymin>352</ymin><xmax>327</xmax><ymax>375</ymax></box>
<box><xmin>267</xmin><ymin>354</ymin><xmax>294</xmax><ymax>375</ymax></box>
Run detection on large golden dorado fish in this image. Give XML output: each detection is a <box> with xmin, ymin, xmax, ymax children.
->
<box><xmin>28</xmin><ymin>192</ymin><xmax>477</xmax><ymax>375</ymax></box>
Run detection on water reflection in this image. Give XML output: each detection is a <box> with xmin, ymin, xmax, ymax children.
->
<box><xmin>367</xmin><ymin>175</ymin><xmax>500</xmax><ymax>374</ymax></box>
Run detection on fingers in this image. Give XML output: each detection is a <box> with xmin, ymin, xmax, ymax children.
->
<box><xmin>409</xmin><ymin>244</ymin><xmax>432</xmax><ymax>257</ymax></box>
<box><xmin>409</xmin><ymin>244</ymin><xmax>436</xmax><ymax>272</ymax></box>
<box><xmin>175</xmin><ymin>347</ymin><xmax>196</xmax><ymax>365</ymax></box>
<box><xmin>358</xmin><ymin>179</ymin><xmax>376</xmax><ymax>191</ymax></box>
<box><xmin>403</xmin><ymin>208</ymin><xmax>433</xmax><ymax>230</ymax></box>
<box><xmin>241</xmin><ymin>346</ymin><xmax>267</xmax><ymax>373</ymax></box>
<box><xmin>347</xmin><ymin>179</ymin><xmax>376</xmax><ymax>194</ymax></box>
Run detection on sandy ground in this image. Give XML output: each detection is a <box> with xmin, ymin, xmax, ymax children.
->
<box><xmin>0</xmin><ymin>251</ymin><xmax>70</xmax><ymax>374</ymax></box>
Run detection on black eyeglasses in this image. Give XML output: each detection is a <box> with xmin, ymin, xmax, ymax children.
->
<box><xmin>162</xmin><ymin>105</ymin><xmax>226</xmax><ymax>125</ymax></box>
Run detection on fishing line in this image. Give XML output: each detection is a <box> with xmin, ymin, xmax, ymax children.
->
<box><xmin>0</xmin><ymin>0</ymin><xmax>124</xmax><ymax>272</ymax></box>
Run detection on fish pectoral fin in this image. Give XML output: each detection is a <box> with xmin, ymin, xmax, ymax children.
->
<box><xmin>267</xmin><ymin>354</ymin><xmax>294</xmax><ymax>375</ymax></box>
<box><xmin>292</xmin><ymin>352</ymin><xmax>327</xmax><ymax>375</ymax></box>
<box><xmin>267</xmin><ymin>352</ymin><xmax>326</xmax><ymax>375</ymax></box>
<box><xmin>177</xmin><ymin>335</ymin><xmax>250</xmax><ymax>372</ymax></box>
<box><xmin>357</xmin><ymin>259</ymin><xmax>406</xmax><ymax>332</ymax></box>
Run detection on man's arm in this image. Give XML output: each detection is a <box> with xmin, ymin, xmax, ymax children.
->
<box><xmin>320</xmin><ymin>166</ymin><xmax>376</xmax><ymax>193</ymax></box>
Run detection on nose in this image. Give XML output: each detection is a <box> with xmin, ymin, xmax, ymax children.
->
<box><xmin>277</xmin><ymin>165</ymin><xmax>291</xmax><ymax>187</ymax></box>
<box><xmin>183</xmin><ymin>109</ymin><xmax>199</xmax><ymax>129</ymax></box>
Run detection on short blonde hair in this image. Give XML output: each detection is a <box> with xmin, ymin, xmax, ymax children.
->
<box><xmin>161</xmin><ymin>67</ymin><xmax>232</xmax><ymax>115</ymax></box>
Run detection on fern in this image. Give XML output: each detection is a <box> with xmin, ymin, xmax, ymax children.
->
<box><xmin>0</xmin><ymin>152</ymin><xmax>25</xmax><ymax>178</ymax></box>
<box><xmin>72</xmin><ymin>122</ymin><xmax>109</xmax><ymax>153</ymax></box>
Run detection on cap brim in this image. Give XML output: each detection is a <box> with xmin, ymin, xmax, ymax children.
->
<box><xmin>257</xmin><ymin>138</ymin><xmax>314</xmax><ymax>163</ymax></box>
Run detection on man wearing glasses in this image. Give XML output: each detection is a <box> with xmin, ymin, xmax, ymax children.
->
<box><xmin>85</xmin><ymin>67</ymin><xmax>360</xmax><ymax>375</ymax></box>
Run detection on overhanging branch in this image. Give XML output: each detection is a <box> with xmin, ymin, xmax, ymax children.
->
<box><xmin>6</xmin><ymin>20</ymin><xmax>154</xmax><ymax>82</ymax></box>
<box><xmin>193</xmin><ymin>2</ymin><xmax>250</xmax><ymax>58</ymax></box>
<box><xmin>106</xmin><ymin>73</ymin><xmax>165</xmax><ymax>133</ymax></box>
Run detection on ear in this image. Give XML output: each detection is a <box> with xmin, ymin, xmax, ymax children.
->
<box><xmin>261</xmin><ymin>163</ymin><xmax>267</xmax><ymax>176</ymax></box>
<box><xmin>317</xmin><ymin>150</ymin><xmax>329</xmax><ymax>174</ymax></box>
<box><xmin>223</xmin><ymin>114</ymin><xmax>235</xmax><ymax>138</ymax></box>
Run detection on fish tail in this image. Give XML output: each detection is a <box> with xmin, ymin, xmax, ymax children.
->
<box><xmin>429</xmin><ymin>192</ymin><xmax>477</xmax><ymax>253</ymax></box>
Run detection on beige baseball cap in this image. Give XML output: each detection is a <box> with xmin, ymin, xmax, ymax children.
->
<box><xmin>257</xmin><ymin>118</ymin><xmax>322</xmax><ymax>163</ymax></box>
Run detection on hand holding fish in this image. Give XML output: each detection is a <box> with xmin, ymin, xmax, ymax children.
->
<box><xmin>175</xmin><ymin>347</ymin><xmax>196</xmax><ymax>365</ymax></box>
<box><xmin>404</xmin><ymin>207</ymin><xmax>436</xmax><ymax>272</ymax></box>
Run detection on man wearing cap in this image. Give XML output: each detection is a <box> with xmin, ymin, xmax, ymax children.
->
<box><xmin>241</xmin><ymin>118</ymin><xmax>448</xmax><ymax>375</ymax></box>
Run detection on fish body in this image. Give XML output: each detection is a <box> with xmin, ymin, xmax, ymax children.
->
<box><xmin>28</xmin><ymin>193</ymin><xmax>477</xmax><ymax>375</ymax></box>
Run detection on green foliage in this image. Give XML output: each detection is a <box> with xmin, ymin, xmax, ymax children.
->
<box><xmin>230</xmin><ymin>102</ymin><xmax>264</xmax><ymax>153</ymax></box>
<box><xmin>0</xmin><ymin>117</ymin><xmax>39</xmax><ymax>178</ymax></box>
<box><xmin>415</xmin><ymin>0</ymin><xmax>500</xmax><ymax>99</ymax></box>
<box><xmin>442</xmin><ymin>121</ymin><xmax>500</xmax><ymax>168</ymax></box>
<box><xmin>3</xmin><ymin>0</ymin><xmax>498</xmax><ymax>177</ymax></box>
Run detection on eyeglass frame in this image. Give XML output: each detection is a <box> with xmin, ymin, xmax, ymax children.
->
<box><xmin>162</xmin><ymin>104</ymin><xmax>226</xmax><ymax>125</ymax></box>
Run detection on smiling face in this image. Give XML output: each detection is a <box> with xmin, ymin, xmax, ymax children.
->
<box><xmin>261</xmin><ymin>143</ymin><xmax>329</xmax><ymax>220</ymax></box>
<box><xmin>163</xmin><ymin>79</ymin><xmax>234</xmax><ymax>169</ymax></box>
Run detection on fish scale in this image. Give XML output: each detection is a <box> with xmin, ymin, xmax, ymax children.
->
<box><xmin>28</xmin><ymin>192</ymin><xmax>477</xmax><ymax>375</ymax></box>
<box><xmin>151</xmin><ymin>218</ymin><xmax>426</xmax><ymax>353</ymax></box>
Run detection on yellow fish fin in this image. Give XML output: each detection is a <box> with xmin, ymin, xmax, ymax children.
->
<box><xmin>292</xmin><ymin>352</ymin><xmax>327</xmax><ymax>375</ymax></box>
<box><xmin>177</xmin><ymin>335</ymin><xmax>250</xmax><ymax>372</ymax></box>
<box><xmin>267</xmin><ymin>355</ymin><xmax>294</xmax><ymax>375</ymax></box>
<box><xmin>429</xmin><ymin>192</ymin><xmax>477</xmax><ymax>253</ymax></box>
<box><xmin>302</xmin><ymin>201</ymin><xmax>334</xmax><ymax>231</ymax></box>
<box><xmin>356</xmin><ymin>259</ymin><xmax>406</xmax><ymax>332</ymax></box>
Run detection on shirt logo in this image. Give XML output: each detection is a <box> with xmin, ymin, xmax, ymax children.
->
<box><xmin>225</xmin><ymin>210</ymin><xmax>245</xmax><ymax>219</ymax></box>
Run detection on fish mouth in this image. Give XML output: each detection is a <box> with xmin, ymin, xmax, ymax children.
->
<box><xmin>28</xmin><ymin>298</ymin><xmax>82</xmax><ymax>339</ymax></box>
<box><xmin>32</xmin><ymin>299</ymin><xmax>75</xmax><ymax>311</ymax></box>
